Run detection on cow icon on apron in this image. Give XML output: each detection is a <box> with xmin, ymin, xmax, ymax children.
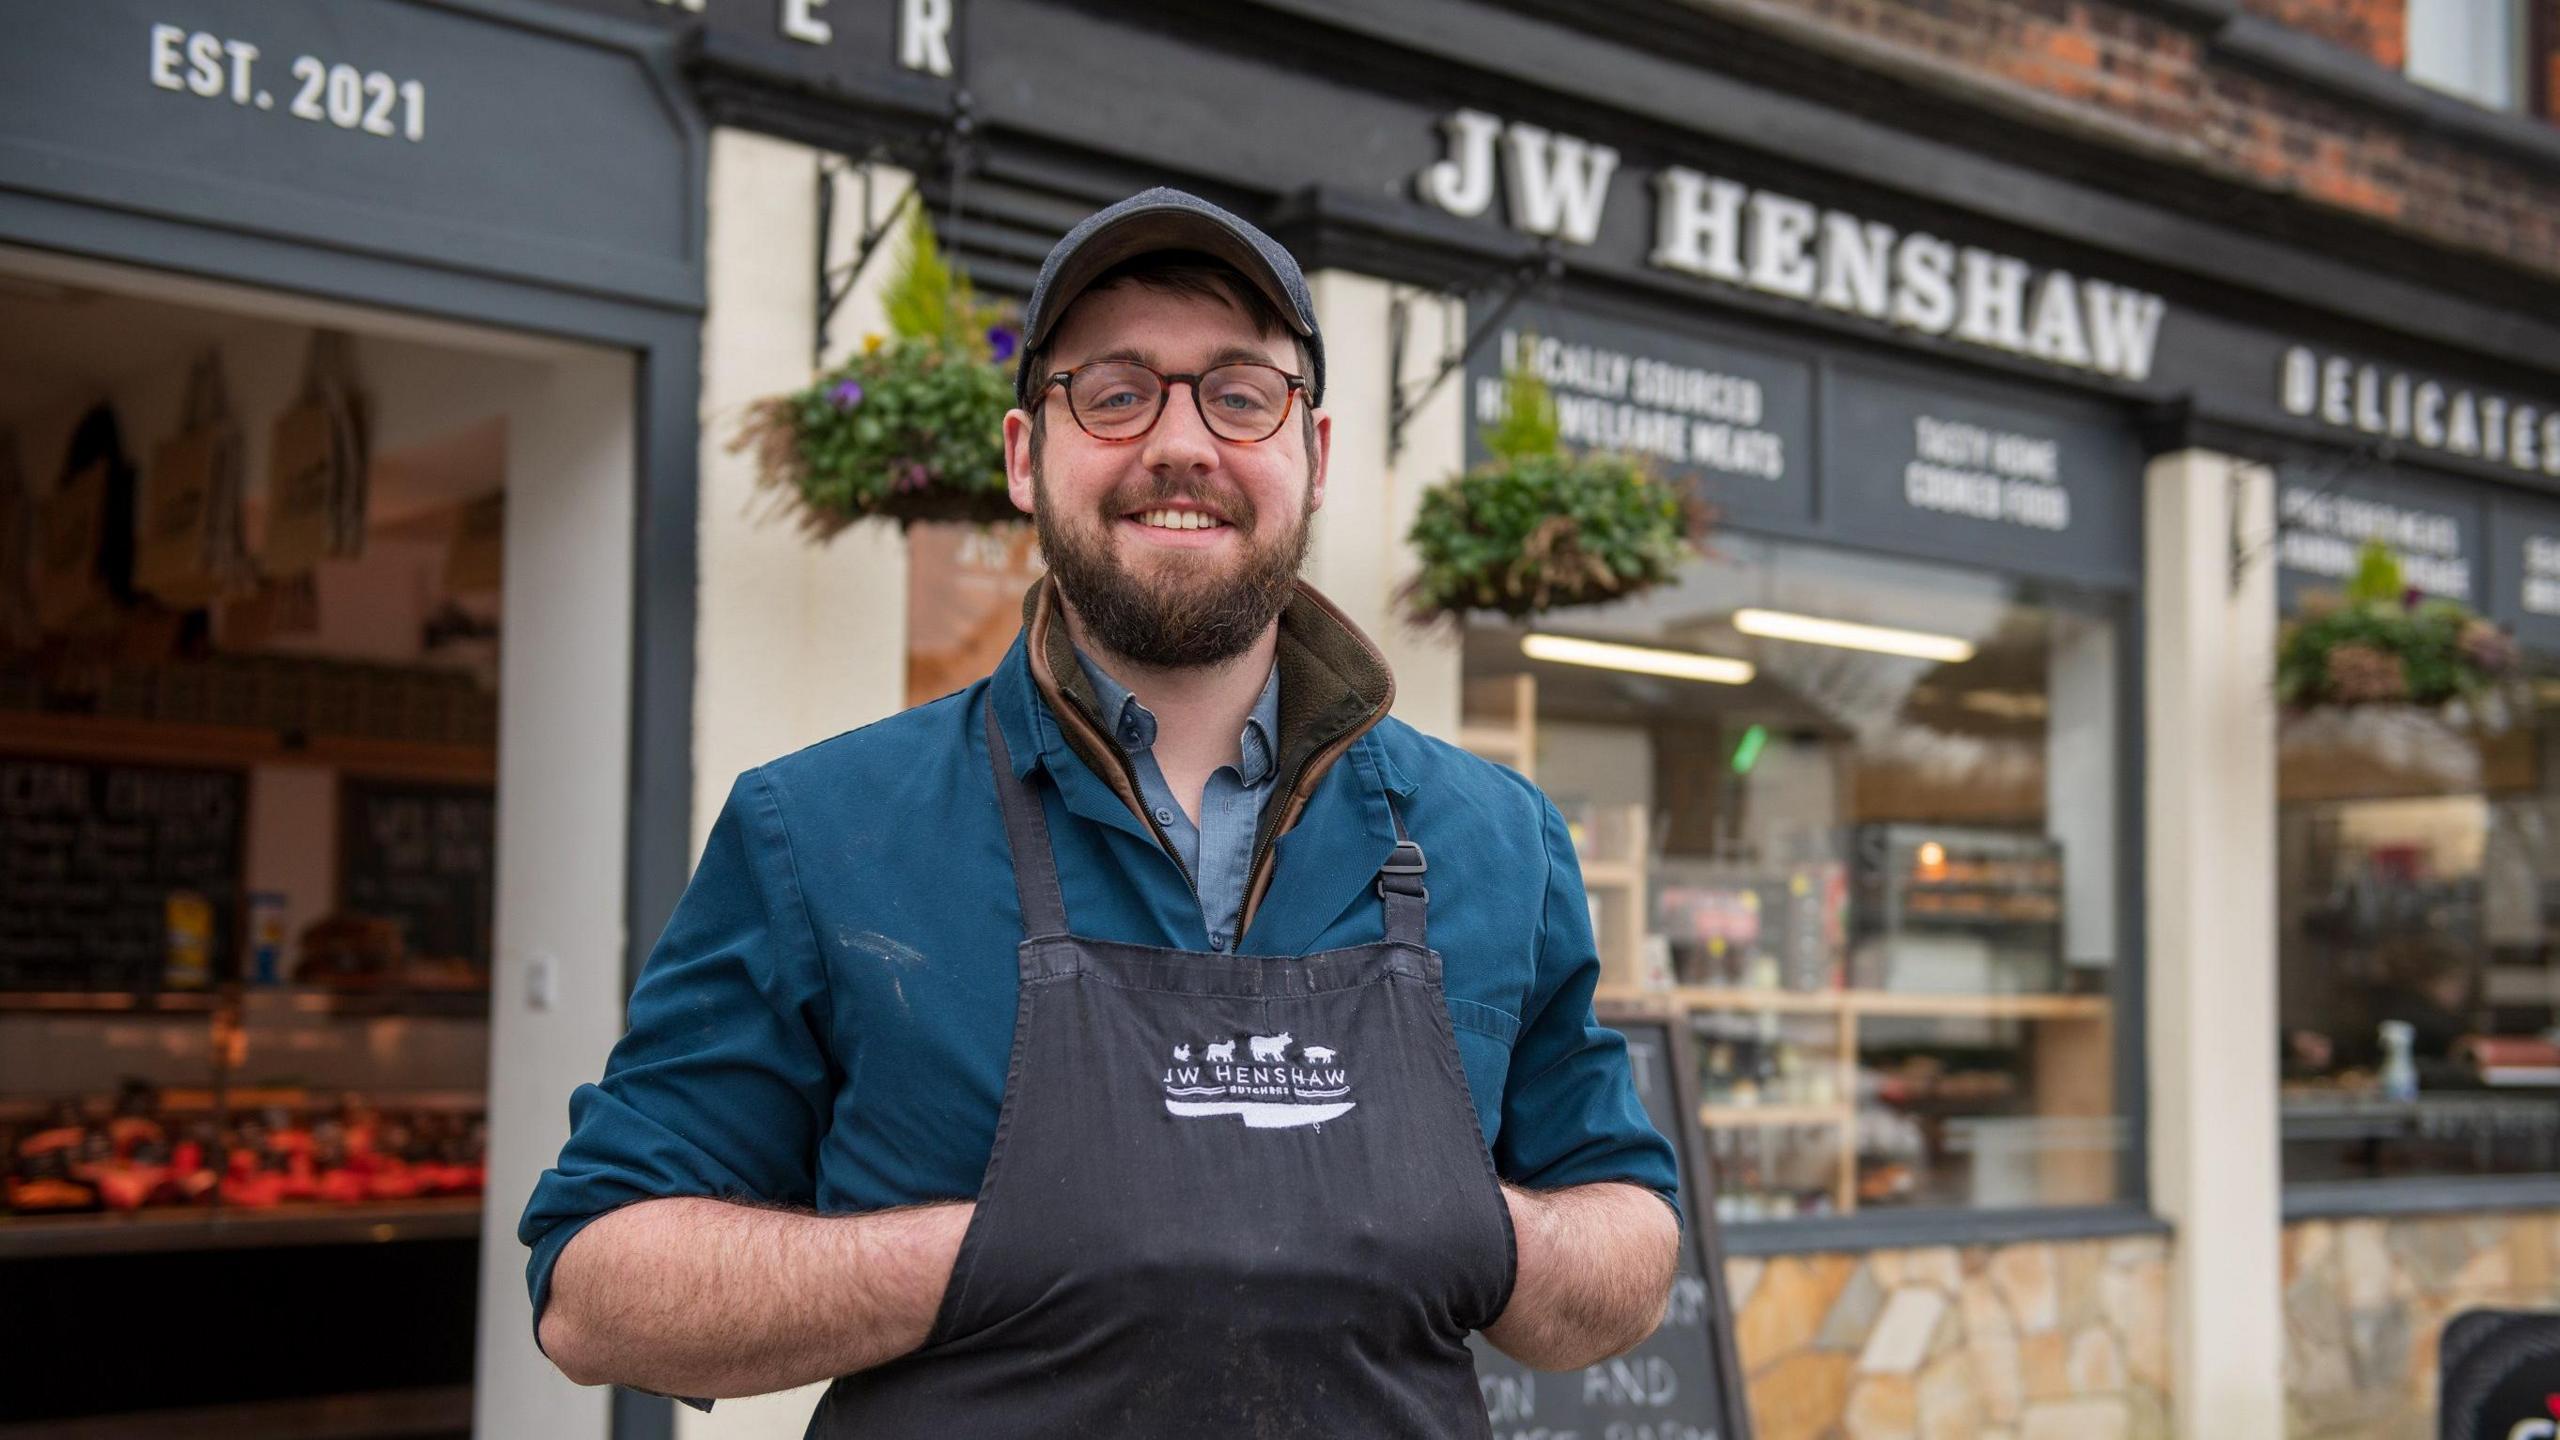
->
<box><xmin>809</xmin><ymin>703</ymin><xmax>1517</xmax><ymax>1438</ymax></box>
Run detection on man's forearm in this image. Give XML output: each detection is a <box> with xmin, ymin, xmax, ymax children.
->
<box><xmin>1484</xmin><ymin>1181</ymin><xmax>1681</xmax><ymax>1371</ymax></box>
<box><xmin>539</xmin><ymin>1196</ymin><xmax>973</xmax><ymax>1399</ymax></box>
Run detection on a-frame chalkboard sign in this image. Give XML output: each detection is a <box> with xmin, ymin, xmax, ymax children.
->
<box><xmin>1468</xmin><ymin>999</ymin><xmax>1756</xmax><ymax>1440</ymax></box>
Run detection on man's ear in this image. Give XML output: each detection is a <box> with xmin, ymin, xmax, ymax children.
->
<box><xmin>1307</xmin><ymin>409</ymin><xmax>1331</xmax><ymax>516</ymax></box>
<box><xmin>1003</xmin><ymin>408</ymin><xmax>1038</xmax><ymax>516</ymax></box>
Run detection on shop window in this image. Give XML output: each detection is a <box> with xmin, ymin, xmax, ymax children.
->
<box><xmin>1464</xmin><ymin>534</ymin><xmax>2129</xmax><ymax>1220</ymax></box>
<box><xmin>2278</xmin><ymin>682</ymin><xmax>2560</xmax><ymax>1186</ymax></box>
<box><xmin>0</xmin><ymin>268</ymin><xmax>519</xmax><ymax>1428</ymax></box>
<box><xmin>2406</xmin><ymin>0</ymin><xmax>2524</xmax><ymax>112</ymax></box>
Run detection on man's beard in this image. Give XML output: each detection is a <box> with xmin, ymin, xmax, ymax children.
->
<box><xmin>1032</xmin><ymin>456</ymin><xmax>1312</xmax><ymax>669</ymax></box>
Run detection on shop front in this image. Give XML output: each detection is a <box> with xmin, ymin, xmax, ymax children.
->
<box><xmin>0</xmin><ymin>2</ymin><xmax>700</xmax><ymax>1435</ymax></box>
<box><xmin>653</xmin><ymin>3</ymin><xmax>2560</xmax><ymax>1437</ymax></box>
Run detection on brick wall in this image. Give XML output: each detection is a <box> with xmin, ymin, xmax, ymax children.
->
<box><xmin>1734</xmin><ymin>0</ymin><xmax>2560</xmax><ymax>281</ymax></box>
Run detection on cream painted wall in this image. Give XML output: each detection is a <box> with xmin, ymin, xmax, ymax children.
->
<box><xmin>690</xmin><ymin>130</ymin><xmax>911</xmax><ymax>860</ymax></box>
<box><xmin>473</xmin><ymin>345</ymin><xmax>638</xmax><ymax>1440</ymax></box>
<box><xmin>1305</xmin><ymin>272</ymin><xmax>1464</xmax><ymax>740</ymax></box>
<box><xmin>2144</xmin><ymin>448</ymin><xmax>2283</xmax><ymax>1439</ymax></box>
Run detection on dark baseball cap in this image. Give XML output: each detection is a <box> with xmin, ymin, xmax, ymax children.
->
<box><xmin>1017</xmin><ymin>187</ymin><xmax>1324</xmax><ymax>408</ymax></box>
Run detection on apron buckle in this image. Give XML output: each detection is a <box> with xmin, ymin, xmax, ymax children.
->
<box><xmin>1376</xmin><ymin>839</ymin><xmax>1428</xmax><ymax>900</ymax></box>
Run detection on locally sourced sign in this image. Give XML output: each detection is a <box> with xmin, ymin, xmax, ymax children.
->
<box><xmin>2490</xmin><ymin>494</ymin><xmax>2560</xmax><ymax>651</ymax></box>
<box><xmin>1464</xmin><ymin>302</ymin><xmax>1815</xmax><ymax>528</ymax></box>
<box><xmin>1821</xmin><ymin>367</ymin><xmax>2142</xmax><ymax>587</ymax></box>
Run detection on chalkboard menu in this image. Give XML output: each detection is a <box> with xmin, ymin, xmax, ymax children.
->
<box><xmin>2439</xmin><ymin>1308</ymin><xmax>2560</xmax><ymax>1440</ymax></box>
<box><xmin>1469</xmin><ymin>1009</ymin><xmax>1754</xmax><ymax>1440</ymax></box>
<box><xmin>0</xmin><ymin>756</ymin><xmax>244</xmax><ymax>991</ymax></box>
<box><xmin>338</xmin><ymin>778</ymin><xmax>495</xmax><ymax>975</ymax></box>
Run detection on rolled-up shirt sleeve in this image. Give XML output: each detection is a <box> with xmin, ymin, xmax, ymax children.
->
<box><xmin>518</xmin><ymin>767</ymin><xmax>835</xmax><ymax>1338</ymax></box>
<box><xmin>1492</xmin><ymin>795</ymin><xmax>1683</xmax><ymax>1224</ymax></box>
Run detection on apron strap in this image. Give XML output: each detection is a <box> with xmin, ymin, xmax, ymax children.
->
<box><xmin>985</xmin><ymin>698</ymin><xmax>1071</xmax><ymax>940</ymax></box>
<box><xmin>1377</xmin><ymin>801</ymin><xmax>1428</xmax><ymax>950</ymax></box>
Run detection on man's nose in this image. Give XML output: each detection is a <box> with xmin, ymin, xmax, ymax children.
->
<box><xmin>1139</xmin><ymin>380</ymin><xmax>1221</xmax><ymax>474</ymax></box>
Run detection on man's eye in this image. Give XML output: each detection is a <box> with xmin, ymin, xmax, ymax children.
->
<box><xmin>1091</xmin><ymin>389</ymin><xmax>1144</xmax><ymax>410</ymax></box>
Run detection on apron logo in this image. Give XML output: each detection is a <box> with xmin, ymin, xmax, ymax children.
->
<box><xmin>1162</xmin><ymin>1033</ymin><xmax>1356</xmax><ymax>1129</ymax></box>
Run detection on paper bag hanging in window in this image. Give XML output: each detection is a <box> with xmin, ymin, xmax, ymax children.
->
<box><xmin>34</xmin><ymin>459</ymin><xmax>109</xmax><ymax>634</ymax></box>
<box><xmin>137</xmin><ymin>352</ymin><xmax>251</xmax><ymax>608</ymax></box>
<box><xmin>263</xmin><ymin>331</ymin><xmax>370</xmax><ymax>577</ymax></box>
<box><xmin>445</xmin><ymin>492</ymin><xmax>504</xmax><ymax>594</ymax></box>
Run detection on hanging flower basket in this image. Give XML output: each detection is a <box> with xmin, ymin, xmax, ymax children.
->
<box><xmin>1401</xmin><ymin>363</ymin><xmax>1704</xmax><ymax>625</ymax></box>
<box><xmin>2276</xmin><ymin>539</ymin><xmax>2518</xmax><ymax>718</ymax></box>
<box><xmin>732</xmin><ymin>206</ymin><xmax>1023</xmax><ymax>533</ymax></box>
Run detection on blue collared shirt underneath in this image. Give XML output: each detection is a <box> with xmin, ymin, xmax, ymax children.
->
<box><xmin>1073</xmin><ymin>648</ymin><xmax>1279</xmax><ymax>953</ymax></box>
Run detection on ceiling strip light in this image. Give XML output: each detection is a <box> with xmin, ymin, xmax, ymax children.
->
<box><xmin>1521</xmin><ymin>633</ymin><xmax>1756</xmax><ymax>685</ymax></box>
<box><xmin>1731</xmin><ymin>607</ymin><xmax>1977</xmax><ymax>663</ymax></box>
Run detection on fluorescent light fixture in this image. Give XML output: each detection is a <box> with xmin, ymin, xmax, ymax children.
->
<box><xmin>1521</xmin><ymin>633</ymin><xmax>1755</xmax><ymax>686</ymax></box>
<box><xmin>1732</xmin><ymin>607</ymin><xmax>1977</xmax><ymax>663</ymax></box>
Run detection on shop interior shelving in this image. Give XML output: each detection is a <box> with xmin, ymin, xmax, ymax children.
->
<box><xmin>1598</xmin><ymin>984</ymin><xmax>2113</xmax><ymax>1214</ymax></box>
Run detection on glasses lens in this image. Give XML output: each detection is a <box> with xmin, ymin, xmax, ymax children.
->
<box><xmin>1197</xmin><ymin>364</ymin><xmax>1292</xmax><ymax>441</ymax></box>
<box><xmin>1066</xmin><ymin>363</ymin><xmax>1164</xmax><ymax>438</ymax></box>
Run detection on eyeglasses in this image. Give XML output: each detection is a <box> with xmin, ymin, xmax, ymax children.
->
<box><xmin>1040</xmin><ymin>361</ymin><xmax>1307</xmax><ymax>444</ymax></box>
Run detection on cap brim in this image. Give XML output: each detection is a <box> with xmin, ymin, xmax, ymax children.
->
<box><xmin>1024</xmin><ymin>206</ymin><xmax>1312</xmax><ymax>354</ymax></box>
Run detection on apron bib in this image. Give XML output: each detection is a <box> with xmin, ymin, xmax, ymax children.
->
<box><xmin>808</xmin><ymin>701</ymin><xmax>1515</xmax><ymax>1437</ymax></box>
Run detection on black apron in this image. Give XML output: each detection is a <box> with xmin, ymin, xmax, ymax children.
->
<box><xmin>807</xmin><ymin>703</ymin><xmax>1515</xmax><ymax>1437</ymax></box>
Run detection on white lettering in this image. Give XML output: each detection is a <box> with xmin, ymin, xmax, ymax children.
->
<box><xmin>2082</xmin><ymin>281</ymin><xmax>2164</xmax><ymax>381</ymax></box>
<box><xmin>2512</xmin><ymin>405</ymin><xmax>2538</xmax><ymax>471</ymax></box>
<box><xmin>1747</xmin><ymin>191</ymin><xmax>1820</xmax><ymax>300</ymax></box>
<box><xmin>1419</xmin><ymin>109</ymin><xmax>1501</xmax><ymax>218</ymax></box>
<box><xmin>2416</xmin><ymin>382</ymin><xmax>2447</xmax><ymax>447</ymax></box>
<box><xmin>2448</xmin><ymin>393</ymin><xmax>2482</xmax><ymax>456</ymax></box>
<box><xmin>2025</xmin><ymin>271</ymin><xmax>2091</xmax><ymax>368</ymax></box>
<box><xmin>149</xmin><ymin>24</ymin><xmax>186</xmax><ymax>90</ymax></box>
<box><xmin>899</xmin><ymin>0</ymin><xmax>954</xmax><ymax>75</ymax></box>
<box><xmin>782</xmin><ymin>0</ymin><xmax>833</xmax><ymax>46</ymax></box>
<box><xmin>2482</xmin><ymin>396</ymin><xmax>2508</xmax><ymax>463</ymax></box>
<box><xmin>1649</xmin><ymin>168</ymin><xmax>1747</xmax><ymax>282</ymax></box>
<box><xmin>2280</xmin><ymin>346</ymin><xmax>2317</xmax><ymax>416</ymax></box>
<box><xmin>1817</xmin><ymin>212</ymin><xmax>1893</xmax><ymax>318</ymax></box>
<box><xmin>2355</xmin><ymin>364</ymin><xmax>2386</xmax><ymax>434</ymax></box>
<box><xmin>1955</xmin><ymin>248</ymin><xmax>2031</xmax><ymax>353</ymax></box>
<box><xmin>186</xmin><ymin>30</ymin><xmax>225</xmax><ymax>97</ymax></box>
<box><xmin>1500</xmin><ymin>123</ymin><xmax>1619</xmax><ymax>245</ymax></box>
<box><xmin>1892</xmin><ymin>232</ymin><xmax>1958</xmax><ymax>334</ymax></box>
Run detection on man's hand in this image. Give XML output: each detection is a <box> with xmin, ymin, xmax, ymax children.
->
<box><xmin>540</xmin><ymin>1196</ymin><xmax>975</xmax><ymax>1399</ymax></box>
<box><xmin>1482</xmin><ymin>1181</ymin><xmax>1680</xmax><ymax>1371</ymax></box>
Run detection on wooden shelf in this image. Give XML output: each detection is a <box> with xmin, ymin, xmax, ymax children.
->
<box><xmin>1698</xmin><ymin>1102</ymin><xmax>1849</xmax><ymax>1129</ymax></box>
<box><xmin>1606</xmin><ymin>985</ymin><xmax>2110</xmax><ymax>1022</ymax></box>
<box><xmin>0</xmin><ymin>712</ymin><xmax>494</xmax><ymax>783</ymax></box>
<box><xmin>1580</xmin><ymin>861</ymin><xmax>1645</xmax><ymax>888</ymax></box>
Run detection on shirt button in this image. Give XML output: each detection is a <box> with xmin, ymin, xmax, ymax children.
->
<box><xmin>1211</xmin><ymin>938</ymin><xmax>1227</xmax><ymax>952</ymax></box>
<box><xmin>1153</xmin><ymin>806</ymin><xmax>1175</xmax><ymax>825</ymax></box>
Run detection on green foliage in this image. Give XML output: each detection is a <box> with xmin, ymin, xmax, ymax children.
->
<box><xmin>2275</xmin><ymin>540</ymin><xmax>2516</xmax><ymax>710</ymax></box>
<box><xmin>2343</xmin><ymin>538</ymin><xmax>2405</xmax><ymax>607</ymax></box>
<box><xmin>1403</xmin><ymin>443</ymin><xmax>1699</xmax><ymax>623</ymax></box>
<box><xmin>731</xmin><ymin>209</ymin><xmax>1022</xmax><ymax>531</ymax></box>
<box><xmin>1482</xmin><ymin>363</ymin><xmax>1562</xmax><ymax>464</ymax></box>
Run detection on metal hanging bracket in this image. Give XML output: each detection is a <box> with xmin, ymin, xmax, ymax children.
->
<box><xmin>813</xmin><ymin>91</ymin><xmax>976</xmax><ymax>368</ymax></box>
<box><xmin>2226</xmin><ymin>438</ymin><xmax>2393</xmax><ymax>594</ymax></box>
<box><xmin>1385</xmin><ymin>242</ymin><xmax>1564</xmax><ymax>464</ymax></box>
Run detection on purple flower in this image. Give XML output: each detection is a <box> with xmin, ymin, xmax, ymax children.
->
<box><xmin>894</xmin><ymin>460</ymin><xmax>932</xmax><ymax>494</ymax></box>
<box><xmin>829</xmin><ymin>379</ymin><xmax>865</xmax><ymax>410</ymax></box>
<box><xmin>986</xmin><ymin>325</ymin><xmax>1019</xmax><ymax>364</ymax></box>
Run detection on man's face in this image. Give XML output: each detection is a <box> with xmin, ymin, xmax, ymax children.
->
<box><xmin>1003</xmin><ymin>282</ymin><xmax>1329</xmax><ymax>669</ymax></box>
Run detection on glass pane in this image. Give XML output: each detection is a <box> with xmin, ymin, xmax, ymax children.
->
<box><xmin>2278</xmin><ymin>673</ymin><xmax>2560</xmax><ymax>1184</ymax></box>
<box><xmin>1465</xmin><ymin>534</ymin><xmax>2128</xmax><ymax>1217</ymax></box>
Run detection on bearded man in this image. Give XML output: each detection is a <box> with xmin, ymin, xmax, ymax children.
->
<box><xmin>521</xmin><ymin>189</ymin><xmax>1681</xmax><ymax>1437</ymax></box>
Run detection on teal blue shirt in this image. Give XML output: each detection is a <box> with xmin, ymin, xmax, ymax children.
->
<box><xmin>520</xmin><ymin>630</ymin><xmax>1680</xmax><ymax>1331</ymax></box>
<box><xmin>1071</xmin><ymin>648</ymin><xmax>1280</xmax><ymax>953</ymax></box>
